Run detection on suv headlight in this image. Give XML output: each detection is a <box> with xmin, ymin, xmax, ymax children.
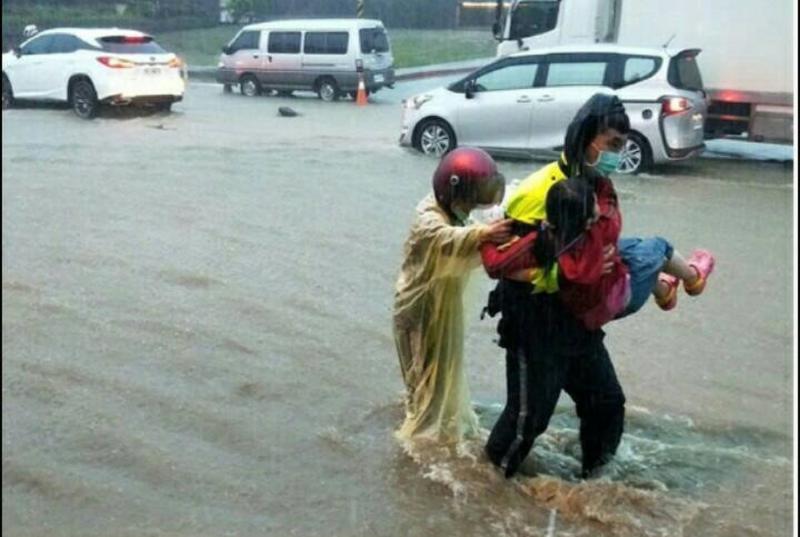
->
<box><xmin>404</xmin><ymin>94</ymin><xmax>433</xmax><ymax>110</ymax></box>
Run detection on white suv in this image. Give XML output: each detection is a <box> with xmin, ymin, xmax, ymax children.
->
<box><xmin>400</xmin><ymin>44</ymin><xmax>707</xmax><ymax>174</ymax></box>
<box><xmin>2</xmin><ymin>28</ymin><xmax>185</xmax><ymax>119</ymax></box>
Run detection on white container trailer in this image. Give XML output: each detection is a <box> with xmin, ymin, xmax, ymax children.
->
<box><xmin>492</xmin><ymin>0</ymin><xmax>794</xmax><ymax>143</ymax></box>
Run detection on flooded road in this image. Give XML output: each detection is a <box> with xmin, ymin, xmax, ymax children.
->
<box><xmin>2</xmin><ymin>83</ymin><xmax>794</xmax><ymax>537</ymax></box>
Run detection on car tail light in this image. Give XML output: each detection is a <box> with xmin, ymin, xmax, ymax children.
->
<box><xmin>97</xmin><ymin>56</ymin><xmax>136</xmax><ymax>69</ymax></box>
<box><xmin>168</xmin><ymin>56</ymin><xmax>183</xmax><ymax>69</ymax></box>
<box><xmin>662</xmin><ymin>96</ymin><xmax>692</xmax><ymax>116</ymax></box>
<box><xmin>122</xmin><ymin>36</ymin><xmax>148</xmax><ymax>44</ymax></box>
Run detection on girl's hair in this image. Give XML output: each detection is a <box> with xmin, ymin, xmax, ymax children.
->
<box><xmin>563</xmin><ymin>93</ymin><xmax>630</xmax><ymax>178</ymax></box>
<box><xmin>533</xmin><ymin>177</ymin><xmax>596</xmax><ymax>270</ymax></box>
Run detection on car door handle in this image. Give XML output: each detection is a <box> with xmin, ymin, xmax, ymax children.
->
<box><xmin>253</xmin><ymin>54</ymin><xmax>260</xmax><ymax>59</ymax></box>
<box><xmin>538</xmin><ymin>95</ymin><xmax>555</xmax><ymax>102</ymax></box>
<box><xmin>267</xmin><ymin>55</ymin><xmax>272</xmax><ymax>62</ymax></box>
<box><xmin>517</xmin><ymin>96</ymin><xmax>532</xmax><ymax>103</ymax></box>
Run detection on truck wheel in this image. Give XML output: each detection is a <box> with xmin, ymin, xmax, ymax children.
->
<box><xmin>70</xmin><ymin>79</ymin><xmax>99</xmax><ymax>120</ymax></box>
<box><xmin>415</xmin><ymin>118</ymin><xmax>456</xmax><ymax>157</ymax></box>
<box><xmin>316</xmin><ymin>77</ymin><xmax>340</xmax><ymax>102</ymax></box>
<box><xmin>240</xmin><ymin>75</ymin><xmax>261</xmax><ymax>97</ymax></box>
<box><xmin>617</xmin><ymin>132</ymin><xmax>652</xmax><ymax>174</ymax></box>
<box><xmin>2</xmin><ymin>74</ymin><xmax>13</xmax><ymax>110</ymax></box>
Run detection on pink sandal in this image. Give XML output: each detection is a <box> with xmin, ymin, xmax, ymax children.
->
<box><xmin>655</xmin><ymin>273</ymin><xmax>679</xmax><ymax>311</ymax></box>
<box><xmin>684</xmin><ymin>249</ymin><xmax>716</xmax><ymax>296</ymax></box>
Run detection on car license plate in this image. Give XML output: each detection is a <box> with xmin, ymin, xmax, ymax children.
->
<box><xmin>144</xmin><ymin>67</ymin><xmax>161</xmax><ymax>75</ymax></box>
<box><xmin>374</xmin><ymin>74</ymin><xmax>384</xmax><ymax>83</ymax></box>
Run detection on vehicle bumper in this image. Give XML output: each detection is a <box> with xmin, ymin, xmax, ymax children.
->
<box><xmin>216</xmin><ymin>67</ymin><xmax>239</xmax><ymax>85</ymax></box>
<box><xmin>660</xmin><ymin>110</ymin><xmax>706</xmax><ymax>160</ymax></box>
<box><xmin>96</xmin><ymin>75</ymin><xmax>185</xmax><ymax>103</ymax></box>
<box><xmin>663</xmin><ymin>143</ymin><xmax>706</xmax><ymax>160</ymax></box>
<box><xmin>102</xmin><ymin>94</ymin><xmax>183</xmax><ymax>106</ymax></box>
<box><xmin>398</xmin><ymin>105</ymin><xmax>420</xmax><ymax>147</ymax></box>
<box><xmin>341</xmin><ymin>68</ymin><xmax>396</xmax><ymax>92</ymax></box>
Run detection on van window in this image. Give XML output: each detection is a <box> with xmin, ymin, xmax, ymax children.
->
<box><xmin>359</xmin><ymin>28</ymin><xmax>389</xmax><ymax>53</ymax></box>
<box><xmin>620</xmin><ymin>56</ymin><xmax>661</xmax><ymax>86</ymax></box>
<box><xmin>669</xmin><ymin>53</ymin><xmax>704</xmax><ymax>91</ymax></box>
<box><xmin>509</xmin><ymin>0</ymin><xmax>560</xmax><ymax>40</ymax></box>
<box><xmin>474</xmin><ymin>61</ymin><xmax>539</xmax><ymax>92</ymax></box>
<box><xmin>269</xmin><ymin>32</ymin><xmax>301</xmax><ymax>54</ymax></box>
<box><xmin>304</xmin><ymin>32</ymin><xmax>349</xmax><ymax>55</ymax></box>
<box><xmin>546</xmin><ymin>60</ymin><xmax>608</xmax><ymax>86</ymax></box>
<box><xmin>229</xmin><ymin>31</ymin><xmax>260</xmax><ymax>53</ymax></box>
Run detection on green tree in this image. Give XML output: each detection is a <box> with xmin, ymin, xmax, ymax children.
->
<box><xmin>226</xmin><ymin>0</ymin><xmax>273</xmax><ymax>22</ymax></box>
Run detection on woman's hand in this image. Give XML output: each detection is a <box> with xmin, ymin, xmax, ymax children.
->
<box><xmin>480</xmin><ymin>219</ymin><xmax>513</xmax><ymax>245</ymax></box>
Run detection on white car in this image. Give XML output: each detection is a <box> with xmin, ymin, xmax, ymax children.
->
<box><xmin>2</xmin><ymin>28</ymin><xmax>185</xmax><ymax>119</ymax></box>
<box><xmin>400</xmin><ymin>44</ymin><xmax>707</xmax><ymax>174</ymax></box>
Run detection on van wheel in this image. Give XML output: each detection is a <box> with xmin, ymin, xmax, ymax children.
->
<box><xmin>2</xmin><ymin>74</ymin><xmax>13</xmax><ymax>110</ymax></box>
<box><xmin>617</xmin><ymin>132</ymin><xmax>652</xmax><ymax>174</ymax></box>
<box><xmin>316</xmin><ymin>78</ymin><xmax>340</xmax><ymax>102</ymax></box>
<box><xmin>240</xmin><ymin>75</ymin><xmax>261</xmax><ymax>97</ymax></box>
<box><xmin>70</xmin><ymin>79</ymin><xmax>99</xmax><ymax>120</ymax></box>
<box><xmin>155</xmin><ymin>102</ymin><xmax>172</xmax><ymax>113</ymax></box>
<box><xmin>415</xmin><ymin>118</ymin><xmax>456</xmax><ymax>157</ymax></box>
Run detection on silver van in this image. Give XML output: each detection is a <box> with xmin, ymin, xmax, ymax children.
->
<box><xmin>217</xmin><ymin>19</ymin><xmax>395</xmax><ymax>102</ymax></box>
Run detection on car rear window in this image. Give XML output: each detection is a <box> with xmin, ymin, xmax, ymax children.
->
<box><xmin>359</xmin><ymin>28</ymin><xmax>389</xmax><ymax>53</ymax></box>
<box><xmin>621</xmin><ymin>56</ymin><xmax>661</xmax><ymax>86</ymax></box>
<box><xmin>669</xmin><ymin>53</ymin><xmax>704</xmax><ymax>91</ymax></box>
<box><xmin>99</xmin><ymin>36</ymin><xmax>166</xmax><ymax>54</ymax></box>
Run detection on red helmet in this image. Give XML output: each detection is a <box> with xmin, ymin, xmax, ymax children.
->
<box><xmin>432</xmin><ymin>147</ymin><xmax>505</xmax><ymax>210</ymax></box>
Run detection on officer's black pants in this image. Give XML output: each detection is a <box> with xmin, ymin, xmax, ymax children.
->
<box><xmin>485</xmin><ymin>280</ymin><xmax>626</xmax><ymax>478</ymax></box>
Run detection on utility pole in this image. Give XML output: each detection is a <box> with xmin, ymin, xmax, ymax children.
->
<box><xmin>356</xmin><ymin>0</ymin><xmax>365</xmax><ymax>18</ymax></box>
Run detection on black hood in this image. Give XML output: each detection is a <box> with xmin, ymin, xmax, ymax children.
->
<box><xmin>563</xmin><ymin>93</ymin><xmax>629</xmax><ymax>178</ymax></box>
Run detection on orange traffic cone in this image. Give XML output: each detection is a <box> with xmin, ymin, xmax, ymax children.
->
<box><xmin>355</xmin><ymin>73</ymin><xmax>368</xmax><ymax>106</ymax></box>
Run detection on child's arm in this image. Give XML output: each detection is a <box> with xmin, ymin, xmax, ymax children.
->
<box><xmin>480</xmin><ymin>231</ymin><xmax>539</xmax><ymax>279</ymax></box>
<box><xmin>557</xmin><ymin>225</ymin><xmax>606</xmax><ymax>285</ymax></box>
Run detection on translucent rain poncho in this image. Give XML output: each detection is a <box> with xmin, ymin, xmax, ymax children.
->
<box><xmin>392</xmin><ymin>194</ymin><xmax>484</xmax><ymax>443</ymax></box>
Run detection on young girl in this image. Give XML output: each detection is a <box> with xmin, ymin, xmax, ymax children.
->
<box><xmin>481</xmin><ymin>177</ymin><xmax>715</xmax><ymax>330</ymax></box>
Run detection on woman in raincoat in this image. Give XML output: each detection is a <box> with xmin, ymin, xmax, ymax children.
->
<box><xmin>393</xmin><ymin>147</ymin><xmax>511</xmax><ymax>443</ymax></box>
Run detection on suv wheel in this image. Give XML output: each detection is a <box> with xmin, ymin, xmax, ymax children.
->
<box><xmin>240</xmin><ymin>75</ymin><xmax>261</xmax><ymax>97</ymax></box>
<box><xmin>617</xmin><ymin>132</ymin><xmax>652</xmax><ymax>174</ymax></box>
<box><xmin>2</xmin><ymin>75</ymin><xmax>13</xmax><ymax>110</ymax></box>
<box><xmin>71</xmin><ymin>79</ymin><xmax>99</xmax><ymax>120</ymax></box>
<box><xmin>317</xmin><ymin>78</ymin><xmax>340</xmax><ymax>102</ymax></box>
<box><xmin>415</xmin><ymin>118</ymin><xmax>456</xmax><ymax>157</ymax></box>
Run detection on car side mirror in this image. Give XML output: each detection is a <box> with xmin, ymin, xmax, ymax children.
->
<box><xmin>221</xmin><ymin>45</ymin><xmax>232</xmax><ymax>55</ymax></box>
<box><xmin>13</xmin><ymin>46</ymin><xmax>22</xmax><ymax>58</ymax></box>
<box><xmin>465</xmin><ymin>80</ymin><xmax>476</xmax><ymax>99</ymax></box>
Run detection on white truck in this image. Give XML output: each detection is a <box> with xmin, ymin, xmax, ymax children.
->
<box><xmin>491</xmin><ymin>0</ymin><xmax>794</xmax><ymax>143</ymax></box>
